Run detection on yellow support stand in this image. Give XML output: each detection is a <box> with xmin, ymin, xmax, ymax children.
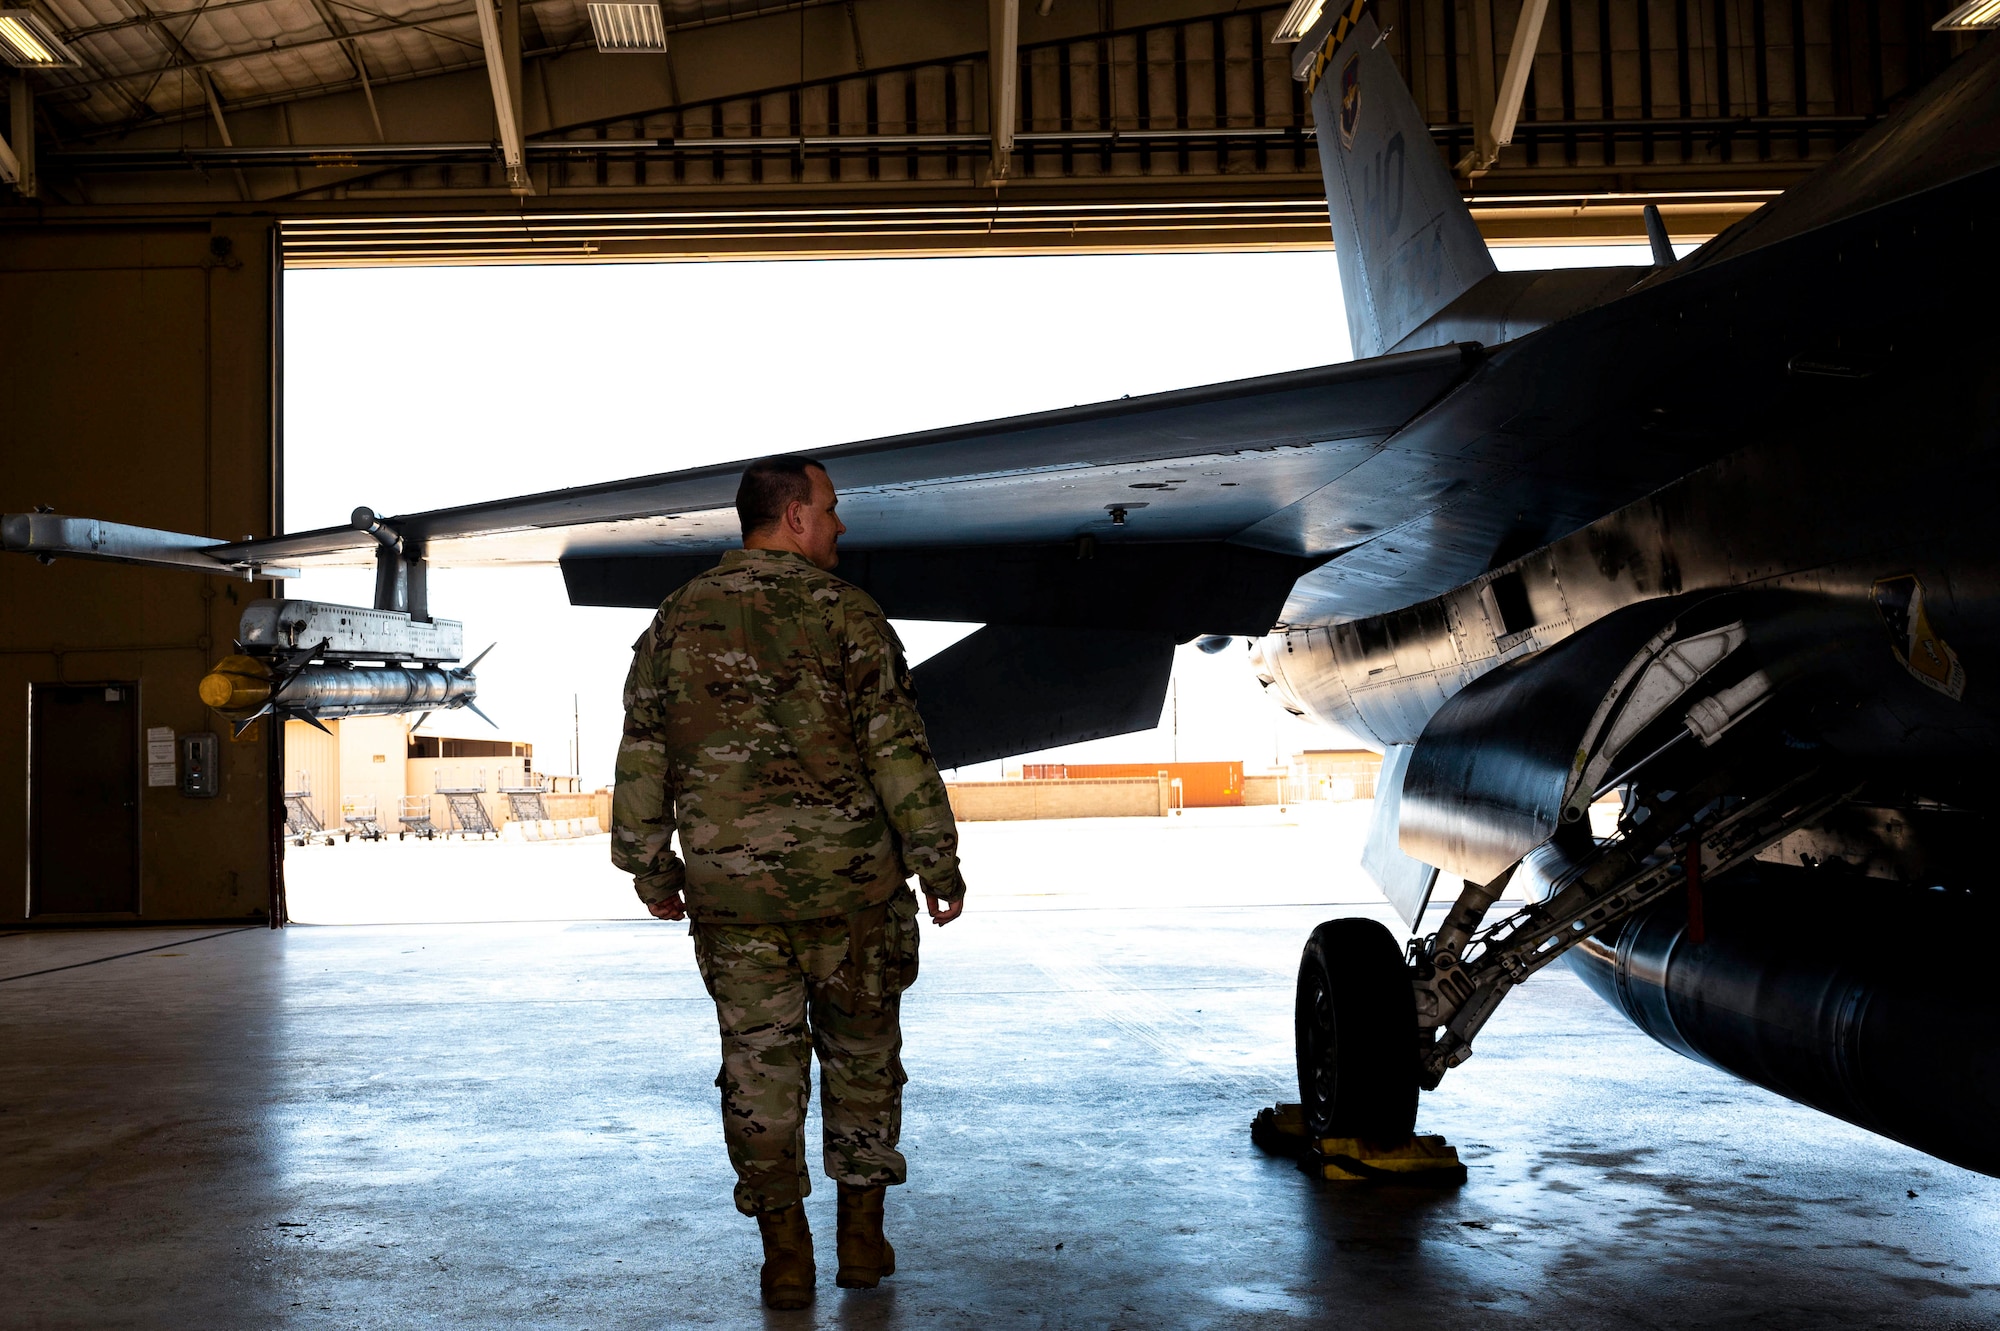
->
<box><xmin>1251</xmin><ymin>1103</ymin><xmax>1468</xmax><ymax>1185</ymax></box>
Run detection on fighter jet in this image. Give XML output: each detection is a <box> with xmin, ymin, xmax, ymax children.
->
<box><xmin>8</xmin><ymin>9</ymin><xmax>1998</xmax><ymax>1176</ymax></box>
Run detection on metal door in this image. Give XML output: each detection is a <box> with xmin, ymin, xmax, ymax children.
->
<box><xmin>29</xmin><ymin>683</ymin><xmax>141</xmax><ymax>915</ymax></box>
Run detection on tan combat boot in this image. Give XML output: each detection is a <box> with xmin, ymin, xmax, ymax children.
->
<box><xmin>835</xmin><ymin>1183</ymin><xmax>896</xmax><ymax>1288</ymax></box>
<box><xmin>755</xmin><ymin>1203</ymin><xmax>816</xmax><ymax>1310</ymax></box>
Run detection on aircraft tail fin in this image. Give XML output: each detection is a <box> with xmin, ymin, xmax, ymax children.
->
<box><xmin>1297</xmin><ymin>7</ymin><xmax>1495</xmax><ymax>358</ymax></box>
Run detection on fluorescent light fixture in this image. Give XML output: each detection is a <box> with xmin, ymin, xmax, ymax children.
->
<box><xmin>0</xmin><ymin>9</ymin><xmax>82</xmax><ymax>67</ymax></box>
<box><xmin>1272</xmin><ymin>0</ymin><xmax>1327</xmax><ymax>44</ymax></box>
<box><xmin>586</xmin><ymin>2</ymin><xmax>667</xmax><ymax>53</ymax></box>
<box><xmin>1935</xmin><ymin>0</ymin><xmax>2000</xmax><ymax>28</ymax></box>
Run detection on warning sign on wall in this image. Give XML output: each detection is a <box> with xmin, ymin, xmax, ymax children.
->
<box><xmin>147</xmin><ymin>726</ymin><xmax>176</xmax><ymax>788</ymax></box>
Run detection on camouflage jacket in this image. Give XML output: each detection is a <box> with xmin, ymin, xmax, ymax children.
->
<box><xmin>612</xmin><ymin>547</ymin><xmax>966</xmax><ymax>923</ymax></box>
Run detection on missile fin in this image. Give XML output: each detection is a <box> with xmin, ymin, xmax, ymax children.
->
<box><xmin>276</xmin><ymin>638</ymin><xmax>332</xmax><ymax>677</ymax></box>
<box><xmin>462</xmin><ymin>699</ymin><xmax>499</xmax><ymax>730</ymax></box>
<box><xmin>460</xmin><ymin>641</ymin><xmax>497</xmax><ymax>673</ymax></box>
<box><xmin>230</xmin><ymin>701</ymin><xmax>276</xmax><ymax>739</ymax></box>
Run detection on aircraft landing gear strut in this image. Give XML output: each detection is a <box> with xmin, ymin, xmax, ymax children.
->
<box><xmin>1406</xmin><ymin>763</ymin><xmax>1856</xmax><ymax>1088</ymax></box>
<box><xmin>1273</xmin><ymin>759</ymin><xmax>1859</xmax><ymax>1179</ymax></box>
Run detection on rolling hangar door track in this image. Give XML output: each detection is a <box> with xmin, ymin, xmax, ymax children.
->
<box><xmin>5</xmin><ymin>3</ymin><xmax>2000</xmax><ymax>1328</ymax></box>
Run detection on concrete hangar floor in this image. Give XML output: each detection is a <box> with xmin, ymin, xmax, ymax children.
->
<box><xmin>5</xmin><ymin>809</ymin><xmax>1997</xmax><ymax>1329</ymax></box>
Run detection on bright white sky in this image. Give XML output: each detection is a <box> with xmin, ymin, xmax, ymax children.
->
<box><xmin>285</xmin><ymin>244</ymin><xmax>1662</xmax><ymax>785</ymax></box>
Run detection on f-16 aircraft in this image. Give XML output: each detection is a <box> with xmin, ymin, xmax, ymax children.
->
<box><xmin>7</xmin><ymin>6</ymin><xmax>1998</xmax><ymax>1177</ymax></box>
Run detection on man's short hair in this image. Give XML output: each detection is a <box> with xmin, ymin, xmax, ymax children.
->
<box><xmin>735</xmin><ymin>455</ymin><xmax>826</xmax><ymax>535</ymax></box>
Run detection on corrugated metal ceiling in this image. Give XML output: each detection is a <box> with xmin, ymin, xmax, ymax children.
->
<box><xmin>6</xmin><ymin>0</ymin><xmax>1970</xmax><ymax>266</ymax></box>
<box><xmin>30</xmin><ymin>0</ymin><xmax>815</xmax><ymax>129</ymax></box>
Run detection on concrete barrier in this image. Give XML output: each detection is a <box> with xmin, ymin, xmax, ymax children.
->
<box><xmin>1242</xmin><ymin>774</ymin><xmax>1289</xmax><ymax>806</ymax></box>
<box><xmin>544</xmin><ymin>791</ymin><xmax>612</xmax><ymax>825</ymax></box>
<box><xmin>946</xmin><ymin>776</ymin><xmax>1169</xmax><ymax>821</ymax></box>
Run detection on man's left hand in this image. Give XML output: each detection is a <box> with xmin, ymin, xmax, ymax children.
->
<box><xmin>646</xmin><ymin>892</ymin><xmax>686</xmax><ymax>921</ymax></box>
<box><xmin>924</xmin><ymin>891</ymin><xmax>965</xmax><ymax>926</ymax></box>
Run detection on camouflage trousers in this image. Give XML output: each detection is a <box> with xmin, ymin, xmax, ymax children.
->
<box><xmin>690</xmin><ymin>886</ymin><xmax>922</xmax><ymax>1216</ymax></box>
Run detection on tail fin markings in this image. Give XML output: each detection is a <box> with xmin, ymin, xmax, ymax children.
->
<box><xmin>1295</xmin><ymin>8</ymin><xmax>1496</xmax><ymax>359</ymax></box>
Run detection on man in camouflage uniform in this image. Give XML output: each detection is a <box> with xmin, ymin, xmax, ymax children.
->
<box><xmin>612</xmin><ymin>454</ymin><xmax>967</xmax><ymax>1310</ymax></box>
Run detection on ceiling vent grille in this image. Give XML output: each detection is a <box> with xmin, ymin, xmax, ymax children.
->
<box><xmin>587</xmin><ymin>2</ymin><xmax>667</xmax><ymax>53</ymax></box>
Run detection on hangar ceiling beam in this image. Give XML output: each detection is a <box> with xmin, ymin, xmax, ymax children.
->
<box><xmin>1458</xmin><ymin>0</ymin><xmax>1497</xmax><ymax>176</ymax></box>
<box><xmin>55</xmin><ymin>0</ymin><xmax>1136</xmax><ymax>149</ymax></box>
<box><xmin>1456</xmin><ymin>0</ymin><xmax>1556</xmax><ymax>177</ymax></box>
<box><xmin>988</xmin><ymin>0</ymin><xmax>1018</xmax><ymax>180</ymax></box>
<box><xmin>118</xmin><ymin>0</ymin><xmax>240</xmax><ymax>145</ymax></box>
<box><xmin>1479</xmin><ymin>0</ymin><xmax>1553</xmax><ymax>175</ymax></box>
<box><xmin>501</xmin><ymin>0</ymin><xmax>522</xmax><ymax>129</ymax></box>
<box><xmin>58</xmin><ymin>10</ymin><xmax>484</xmax><ymax>95</ymax></box>
<box><xmin>471</xmin><ymin>0</ymin><xmax>529</xmax><ymax>192</ymax></box>
<box><xmin>4</xmin><ymin>0</ymin><xmax>1957</xmax><ymax>251</ymax></box>
<box><xmin>1</xmin><ymin>76</ymin><xmax>30</xmax><ymax>195</ymax></box>
<box><xmin>304</xmin><ymin>0</ymin><xmax>387</xmax><ymax>141</ymax></box>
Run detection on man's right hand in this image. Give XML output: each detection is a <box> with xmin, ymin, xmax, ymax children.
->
<box><xmin>924</xmin><ymin>891</ymin><xmax>965</xmax><ymax>927</ymax></box>
<box><xmin>646</xmin><ymin>892</ymin><xmax>686</xmax><ymax>921</ymax></box>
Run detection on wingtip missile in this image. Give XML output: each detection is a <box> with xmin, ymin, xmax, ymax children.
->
<box><xmin>199</xmin><ymin>603</ymin><xmax>489</xmax><ymax>733</ymax></box>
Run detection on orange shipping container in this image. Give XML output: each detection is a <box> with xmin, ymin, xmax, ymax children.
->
<box><xmin>1058</xmin><ymin>761</ymin><xmax>1244</xmax><ymax>808</ymax></box>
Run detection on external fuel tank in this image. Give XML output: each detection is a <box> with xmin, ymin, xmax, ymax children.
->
<box><xmin>1567</xmin><ymin>864</ymin><xmax>2000</xmax><ymax>1177</ymax></box>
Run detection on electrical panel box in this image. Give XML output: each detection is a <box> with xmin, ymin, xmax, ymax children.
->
<box><xmin>179</xmin><ymin>731</ymin><xmax>220</xmax><ymax>798</ymax></box>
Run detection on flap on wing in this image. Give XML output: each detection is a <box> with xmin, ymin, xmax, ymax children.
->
<box><xmin>910</xmin><ymin>625</ymin><xmax>1175</xmax><ymax>771</ymax></box>
<box><xmin>563</xmin><ymin>541</ymin><xmax>1323</xmax><ymax>636</ymax></box>
<box><xmin>209</xmin><ymin>346</ymin><xmax>1477</xmax><ymax>571</ymax></box>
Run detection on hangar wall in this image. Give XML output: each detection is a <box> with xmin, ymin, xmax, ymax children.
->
<box><xmin>0</xmin><ymin>218</ymin><xmax>281</xmax><ymax>926</ymax></box>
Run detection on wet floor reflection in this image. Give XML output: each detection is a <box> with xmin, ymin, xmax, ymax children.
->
<box><xmin>2</xmin><ymin>927</ymin><xmax>293</xmax><ymax>1328</ymax></box>
<box><xmin>3</xmin><ymin>874</ymin><xmax>1998</xmax><ymax>1327</ymax></box>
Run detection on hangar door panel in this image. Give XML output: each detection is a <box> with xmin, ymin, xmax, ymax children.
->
<box><xmin>30</xmin><ymin>684</ymin><xmax>141</xmax><ymax>916</ymax></box>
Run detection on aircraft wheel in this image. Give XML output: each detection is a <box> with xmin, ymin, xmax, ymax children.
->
<box><xmin>1295</xmin><ymin>918</ymin><xmax>1418</xmax><ymax>1140</ymax></box>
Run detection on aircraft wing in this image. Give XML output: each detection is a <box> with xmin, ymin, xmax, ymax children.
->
<box><xmin>37</xmin><ymin>143</ymin><xmax>1977</xmax><ymax>648</ymax></box>
<box><xmin>6</xmin><ymin>340</ymin><xmax>1502</xmax><ymax>764</ymax></box>
<box><xmin>214</xmin><ymin>344</ymin><xmax>1477</xmax><ymax>632</ymax></box>
<box><xmin>17</xmin><ymin>142</ymin><xmax>1980</xmax><ymax>763</ymax></box>
<box><xmin>94</xmin><ymin>93</ymin><xmax>1992</xmax><ymax>649</ymax></box>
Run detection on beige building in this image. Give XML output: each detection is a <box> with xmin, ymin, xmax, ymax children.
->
<box><xmin>945</xmin><ymin>751</ymin><xmax>1389</xmax><ymax>822</ymax></box>
<box><xmin>284</xmin><ymin>719</ymin><xmax>602</xmax><ymax>838</ymax></box>
<box><xmin>1290</xmin><ymin>750</ymin><xmax>1385</xmax><ymax>802</ymax></box>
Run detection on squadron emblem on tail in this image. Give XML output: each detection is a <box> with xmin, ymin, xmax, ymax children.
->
<box><xmin>1339</xmin><ymin>54</ymin><xmax>1361</xmax><ymax>150</ymax></box>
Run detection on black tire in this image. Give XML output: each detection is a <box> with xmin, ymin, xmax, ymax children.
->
<box><xmin>1294</xmin><ymin>917</ymin><xmax>1419</xmax><ymax>1140</ymax></box>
